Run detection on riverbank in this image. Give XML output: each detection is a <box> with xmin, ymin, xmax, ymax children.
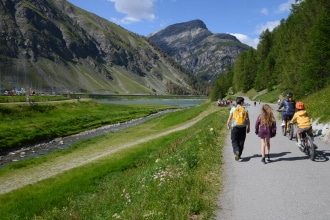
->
<box><xmin>0</xmin><ymin>103</ymin><xmax>227</xmax><ymax>219</ymax></box>
<box><xmin>0</xmin><ymin>100</ymin><xmax>175</xmax><ymax>154</ymax></box>
<box><xmin>0</xmin><ymin>109</ymin><xmax>177</xmax><ymax>168</ymax></box>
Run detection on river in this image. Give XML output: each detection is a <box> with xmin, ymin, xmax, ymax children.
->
<box><xmin>0</xmin><ymin>98</ymin><xmax>207</xmax><ymax>168</ymax></box>
<box><xmin>95</xmin><ymin>98</ymin><xmax>206</xmax><ymax>107</ymax></box>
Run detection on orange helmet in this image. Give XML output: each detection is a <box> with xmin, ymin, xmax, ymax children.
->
<box><xmin>296</xmin><ymin>102</ymin><xmax>305</xmax><ymax>110</ymax></box>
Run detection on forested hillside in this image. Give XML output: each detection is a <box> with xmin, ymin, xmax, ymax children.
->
<box><xmin>210</xmin><ymin>0</ymin><xmax>330</xmax><ymax>100</ymax></box>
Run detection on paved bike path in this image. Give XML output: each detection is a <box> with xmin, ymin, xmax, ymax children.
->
<box><xmin>216</xmin><ymin>99</ymin><xmax>330</xmax><ymax>220</ymax></box>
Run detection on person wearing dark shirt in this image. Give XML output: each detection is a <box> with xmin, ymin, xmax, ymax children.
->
<box><xmin>277</xmin><ymin>93</ymin><xmax>295</xmax><ymax>126</ymax></box>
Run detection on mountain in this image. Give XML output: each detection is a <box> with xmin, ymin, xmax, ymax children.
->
<box><xmin>0</xmin><ymin>0</ymin><xmax>206</xmax><ymax>95</ymax></box>
<box><xmin>148</xmin><ymin>19</ymin><xmax>250</xmax><ymax>82</ymax></box>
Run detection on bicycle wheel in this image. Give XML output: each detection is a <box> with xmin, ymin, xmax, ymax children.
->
<box><xmin>298</xmin><ymin>140</ymin><xmax>306</xmax><ymax>153</ymax></box>
<box><xmin>293</xmin><ymin>124</ymin><xmax>298</xmax><ymax>140</ymax></box>
<box><xmin>288</xmin><ymin>124</ymin><xmax>294</xmax><ymax>140</ymax></box>
<box><xmin>282</xmin><ymin>121</ymin><xmax>287</xmax><ymax>136</ymax></box>
<box><xmin>306</xmin><ymin>135</ymin><xmax>315</xmax><ymax>161</ymax></box>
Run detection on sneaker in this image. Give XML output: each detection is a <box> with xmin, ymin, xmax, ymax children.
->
<box><xmin>235</xmin><ymin>152</ymin><xmax>239</xmax><ymax>161</ymax></box>
<box><xmin>261</xmin><ymin>158</ymin><xmax>266</xmax><ymax>164</ymax></box>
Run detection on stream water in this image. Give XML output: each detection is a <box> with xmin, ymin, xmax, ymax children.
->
<box><xmin>0</xmin><ymin>110</ymin><xmax>178</xmax><ymax>168</ymax></box>
<box><xmin>0</xmin><ymin>98</ymin><xmax>207</xmax><ymax>168</ymax></box>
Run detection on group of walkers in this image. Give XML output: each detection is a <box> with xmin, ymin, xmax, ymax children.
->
<box><xmin>226</xmin><ymin>94</ymin><xmax>314</xmax><ymax>164</ymax></box>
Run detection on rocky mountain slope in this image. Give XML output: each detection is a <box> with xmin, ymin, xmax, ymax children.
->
<box><xmin>0</xmin><ymin>0</ymin><xmax>205</xmax><ymax>95</ymax></box>
<box><xmin>148</xmin><ymin>20</ymin><xmax>250</xmax><ymax>82</ymax></box>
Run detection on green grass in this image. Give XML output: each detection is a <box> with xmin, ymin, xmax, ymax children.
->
<box><xmin>0</xmin><ymin>100</ymin><xmax>176</xmax><ymax>151</ymax></box>
<box><xmin>0</xmin><ymin>103</ymin><xmax>228</xmax><ymax>219</ymax></box>
<box><xmin>0</xmin><ymin>95</ymin><xmax>72</xmax><ymax>103</ymax></box>
<box><xmin>250</xmin><ymin>85</ymin><xmax>330</xmax><ymax>124</ymax></box>
<box><xmin>300</xmin><ymin>85</ymin><xmax>329</xmax><ymax>123</ymax></box>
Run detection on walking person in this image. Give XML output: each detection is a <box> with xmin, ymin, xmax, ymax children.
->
<box><xmin>226</xmin><ymin>97</ymin><xmax>250</xmax><ymax>161</ymax></box>
<box><xmin>255</xmin><ymin>104</ymin><xmax>277</xmax><ymax>164</ymax></box>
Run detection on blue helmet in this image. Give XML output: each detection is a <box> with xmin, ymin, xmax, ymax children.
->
<box><xmin>286</xmin><ymin>92</ymin><xmax>293</xmax><ymax>98</ymax></box>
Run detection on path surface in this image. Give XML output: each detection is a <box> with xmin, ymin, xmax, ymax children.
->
<box><xmin>0</xmin><ymin>107</ymin><xmax>217</xmax><ymax>195</ymax></box>
<box><xmin>216</xmin><ymin>99</ymin><xmax>330</xmax><ymax>220</ymax></box>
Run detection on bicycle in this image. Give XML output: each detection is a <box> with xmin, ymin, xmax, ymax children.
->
<box><xmin>277</xmin><ymin>110</ymin><xmax>293</xmax><ymax>139</ymax></box>
<box><xmin>288</xmin><ymin>122</ymin><xmax>296</xmax><ymax>140</ymax></box>
<box><xmin>295</xmin><ymin>128</ymin><xmax>316</xmax><ymax>161</ymax></box>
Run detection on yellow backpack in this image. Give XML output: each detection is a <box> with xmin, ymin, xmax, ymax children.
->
<box><xmin>232</xmin><ymin>106</ymin><xmax>247</xmax><ymax>127</ymax></box>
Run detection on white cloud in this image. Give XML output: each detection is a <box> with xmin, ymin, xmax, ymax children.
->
<box><xmin>233</xmin><ymin>19</ymin><xmax>282</xmax><ymax>48</ymax></box>
<box><xmin>255</xmin><ymin>20</ymin><xmax>280</xmax><ymax>34</ymax></box>
<box><xmin>276</xmin><ymin>0</ymin><xmax>295</xmax><ymax>13</ymax></box>
<box><xmin>261</xmin><ymin>8</ymin><xmax>268</xmax><ymax>15</ymax></box>
<box><xmin>245</xmin><ymin>0</ymin><xmax>297</xmax><ymax>48</ymax></box>
<box><xmin>230</xmin><ymin>33</ymin><xmax>259</xmax><ymax>49</ymax></box>
<box><xmin>108</xmin><ymin>0</ymin><xmax>156</xmax><ymax>24</ymax></box>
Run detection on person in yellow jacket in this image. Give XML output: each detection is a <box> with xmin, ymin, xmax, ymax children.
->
<box><xmin>290</xmin><ymin>102</ymin><xmax>314</xmax><ymax>147</ymax></box>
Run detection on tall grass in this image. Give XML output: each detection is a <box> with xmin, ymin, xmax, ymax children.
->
<box><xmin>0</xmin><ymin>95</ymin><xmax>73</xmax><ymax>103</ymax></box>
<box><xmin>251</xmin><ymin>85</ymin><xmax>330</xmax><ymax>123</ymax></box>
<box><xmin>0</xmin><ymin>100</ymin><xmax>175</xmax><ymax>151</ymax></box>
<box><xmin>299</xmin><ymin>85</ymin><xmax>329</xmax><ymax>123</ymax></box>
<box><xmin>0</xmin><ymin>104</ymin><xmax>228</xmax><ymax>219</ymax></box>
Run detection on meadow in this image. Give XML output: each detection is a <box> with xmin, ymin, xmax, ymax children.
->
<box><xmin>0</xmin><ymin>100</ymin><xmax>176</xmax><ymax>152</ymax></box>
<box><xmin>243</xmin><ymin>86</ymin><xmax>330</xmax><ymax>123</ymax></box>
<box><xmin>0</xmin><ymin>101</ymin><xmax>229</xmax><ymax>219</ymax></box>
<box><xmin>1</xmin><ymin>86</ymin><xmax>328</xmax><ymax>219</ymax></box>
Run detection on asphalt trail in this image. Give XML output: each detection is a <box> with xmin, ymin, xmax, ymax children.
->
<box><xmin>216</xmin><ymin>99</ymin><xmax>330</xmax><ymax>220</ymax></box>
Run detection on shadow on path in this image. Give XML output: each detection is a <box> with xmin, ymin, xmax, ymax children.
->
<box><xmin>241</xmin><ymin>143</ymin><xmax>330</xmax><ymax>163</ymax></box>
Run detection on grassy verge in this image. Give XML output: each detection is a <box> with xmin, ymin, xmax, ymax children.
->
<box><xmin>0</xmin><ymin>103</ymin><xmax>228</xmax><ymax>219</ymax></box>
<box><xmin>251</xmin><ymin>86</ymin><xmax>330</xmax><ymax>124</ymax></box>
<box><xmin>299</xmin><ymin>85</ymin><xmax>329</xmax><ymax>123</ymax></box>
<box><xmin>0</xmin><ymin>95</ymin><xmax>76</xmax><ymax>103</ymax></box>
<box><xmin>0</xmin><ymin>100</ymin><xmax>176</xmax><ymax>152</ymax></box>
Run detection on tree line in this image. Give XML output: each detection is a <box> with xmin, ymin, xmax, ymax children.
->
<box><xmin>210</xmin><ymin>0</ymin><xmax>330</xmax><ymax>101</ymax></box>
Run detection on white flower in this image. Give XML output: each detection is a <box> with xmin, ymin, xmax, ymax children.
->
<box><xmin>210</xmin><ymin>128</ymin><xmax>214</xmax><ymax>132</ymax></box>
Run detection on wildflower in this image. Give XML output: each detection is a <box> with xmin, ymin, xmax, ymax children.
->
<box><xmin>210</xmin><ymin>128</ymin><xmax>214</xmax><ymax>132</ymax></box>
<box><xmin>112</xmin><ymin>213</ymin><xmax>121</xmax><ymax>219</ymax></box>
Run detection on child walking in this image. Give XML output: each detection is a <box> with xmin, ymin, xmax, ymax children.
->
<box><xmin>255</xmin><ymin>104</ymin><xmax>276</xmax><ymax>164</ymax></box>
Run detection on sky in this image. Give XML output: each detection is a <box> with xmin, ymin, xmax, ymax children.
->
<box><xmin>67</xmin><ymin>0</ymin><xmax>296</xmax><ymax>48</ymax></box>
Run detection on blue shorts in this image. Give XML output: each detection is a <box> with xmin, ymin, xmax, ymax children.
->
<box><xmin>282</xmin><ymin>112</ymin><xmax>294</xmax><ymax>120</ymax></box>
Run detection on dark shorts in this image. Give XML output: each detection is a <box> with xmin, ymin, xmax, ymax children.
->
<box><xmin>282</xmin><ymin>112</ymin><xmax>294</xmax><ymax>120</ymax></box>
<box><xmin>297</xmin><ymin>127</ymin><xmax>313</xmax><ymax>136</ymax></box>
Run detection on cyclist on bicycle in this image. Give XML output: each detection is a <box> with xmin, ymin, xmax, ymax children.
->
<box><xmin>290</xmin><ymin>102</ymin><xmax>315</xmax><ymax>147</ymax></box>
<box><xmin>277</xmin><ymin>92</ymin><xmax>295</xmax><ymax>126</ymax></box>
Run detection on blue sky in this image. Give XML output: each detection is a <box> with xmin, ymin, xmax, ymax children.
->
<box><xmin>67</xmin><ymin>0</ymin><xmax>296</xmax><ymax>48</ymax></box>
